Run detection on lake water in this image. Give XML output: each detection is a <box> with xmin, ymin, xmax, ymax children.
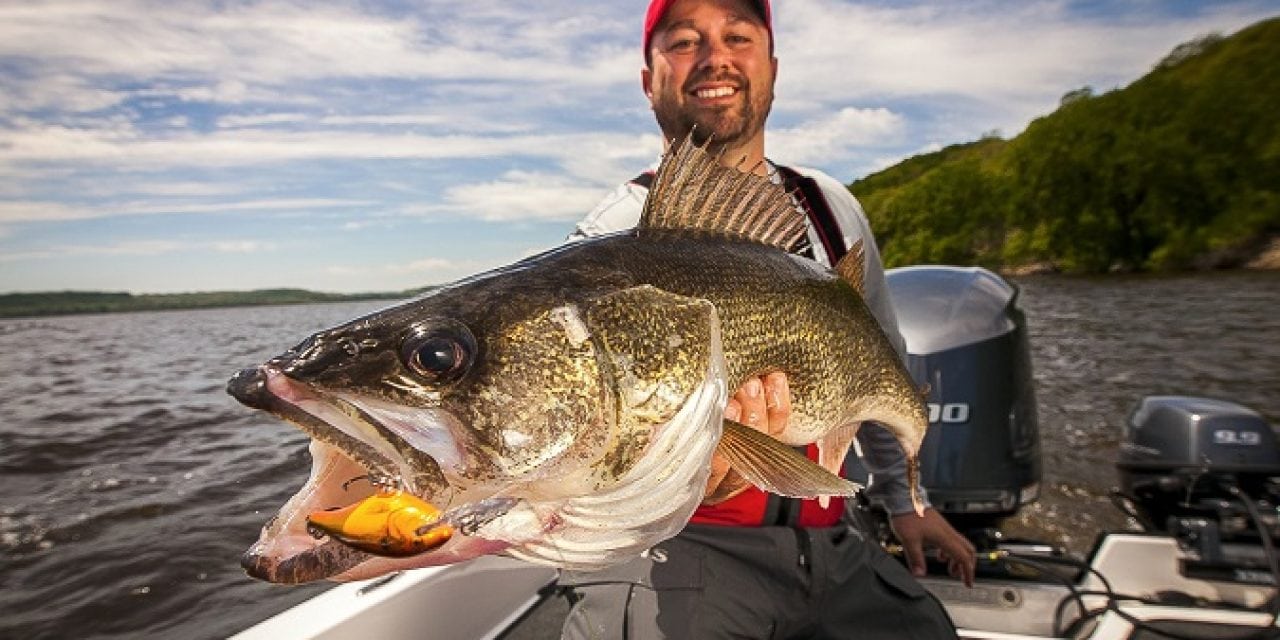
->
<box><xmin>2</xmin><ymin>271</ymin><xmax>1278</xmax><ymax>639</ymax></box>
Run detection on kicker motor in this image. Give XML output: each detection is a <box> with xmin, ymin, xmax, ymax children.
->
<box><xmin>1116</xmin><ymin>395</ymin><xmax>1280</xmax><ymax>585</ymax></box>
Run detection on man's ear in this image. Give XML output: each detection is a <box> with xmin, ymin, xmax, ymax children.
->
<box><xmin>641</xmin><ymin>67</ymin><xmax>654</xmax><ymax>101</ymax></box>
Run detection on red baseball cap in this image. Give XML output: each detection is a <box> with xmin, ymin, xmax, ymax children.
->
<box><xmin>643</xmin><ymin>0</ymin><xmax>773</xmax><ymax>65</ymax></box>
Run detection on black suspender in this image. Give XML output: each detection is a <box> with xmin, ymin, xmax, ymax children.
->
<box><xmin>629</xmin><ymin>171</ymin><xmax>655</xmax><ymax>190</ymax></box>
<box><xmin>772</xmin><ymin>166</ymin><xmax>850</xmax><ymax>526</ymax></box>
<box><xmin>630</xmin><ymin>164</ymin><xmax>850</xmax><ymax>527</ymax></box>
<box><xmin>777</xmin><ymin>165</ymin><xmax>848</xmax><ymax>265</ymax></box>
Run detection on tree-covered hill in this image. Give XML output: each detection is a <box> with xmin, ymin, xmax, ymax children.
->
<box><xmin>852</xmin><ymin>17</ymin><xmax>1280</xmax><ymax>274</ymax></box>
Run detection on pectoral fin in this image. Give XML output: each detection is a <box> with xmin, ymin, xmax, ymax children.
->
<box><xmin>717</xmin><ymin>420</ymin><xmax>863</xmax><ymax>498</ymax></box>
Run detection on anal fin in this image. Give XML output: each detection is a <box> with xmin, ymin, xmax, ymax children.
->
<box><xmin>717</xmin><ymin>420</ymin><xmax>862</xmax><ymax>499</ymax></box>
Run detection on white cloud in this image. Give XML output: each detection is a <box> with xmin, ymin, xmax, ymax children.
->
<box><xmin>0</xmin><ymin>73</ymin><xmax>126</xmax><ymax>114</ymax></box>
<box><xmin>0</xmin><ymin>238</ymin><xmax>280</xmax><ymax>262</ymax></box>
<box><xmin>773</xmin><ymin>0</ymin><xmax>1278</xmax><ymax>138</ymax></box>
<box><xmin>217</xmin><ymin>113</ymin><xmax>311</xmax><ymax>129</ymax></box>
<box><xmin>0</xmin><ymin>201</ymin><xmax>104</xmax><ymax>223</ymax></box>
<box><xmin>2</xmin><ymin>0</ymin><xmax>1277</xmax><ymax>294</ymax></box>
<box><xmin>115</xmin><ymin>181</ymin><xmax>243</xmax><ymax>198</ymax></box>
<box><xmin>770</xmin><ymin>107</ymin><xmax>905</xmax><ymax>166</ymax></box>
<box><xmin>0</xmin><ymin>123</ymin><xmax>639</xmax><ymax>169</ymax></box>
<box><xmin>320</xmin><ymin>114</ymin><xmax>448</xmax><ymax>127</ymax></box>
<box><xmin>212</xmin><ymin>240</ymin><xmax>278</xmax><ymax>253</ymax></box>
<box><xmin>215</xmin><ymin>111</ymin><xmax>539</xmax><ymax>134</ymax></box>
<box><xmin>0</xmin><ymin>197</ymin><xmax>370</xmax><ymax>223</ymax></box>
<box><xmin>0</xmin><ymin>240</ymin><xmax>188</xmax><ymax>261</ymax></box>
<box><xmin>323</xmin><ymin>255</ymin><xmax>497</xmax><ymax>280</ymax></box>
<box><xmin>438</xmin><ymin>171</ymin><xmax>614</xmax><ymax>223</ymax></box>
<box><xmin>0</xmin><ymin>0</ymin><xmax>636</xmax><ymax>123</ymax></box>
<box><xmin>166</xmin><ymin>80</ymin><xmax>262</xmax><ymax>105</ymax></box>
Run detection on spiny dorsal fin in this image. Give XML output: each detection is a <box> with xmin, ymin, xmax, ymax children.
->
<box><xmin>639</xmin><ymin>133</ymin><xmax>807</xmax><ymax>252</ymax></box>
<box><xmin>833</xmin><ymin>239</ymin><xmax>866</xmax><ymax>294</ymax></box>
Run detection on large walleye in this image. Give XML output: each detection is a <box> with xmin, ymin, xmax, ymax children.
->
<box><xmin>227</xmin><ymin>135</ymin><xmax>929</xmax><ymax>584</ymax></box>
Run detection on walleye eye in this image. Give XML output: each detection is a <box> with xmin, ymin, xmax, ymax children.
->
<box><xmin>401</xmin><ymin>330</ymin><xmax>474</xmax><ymax>384</ymax></box>
<box><xmin>411</xmin><ymin>338</ymin><xmax>464</xmax><ymax>377</ymax></box>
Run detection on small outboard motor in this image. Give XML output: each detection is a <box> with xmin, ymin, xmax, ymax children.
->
<box><xmin>1117</xmin><ymin>396</ymin><xmax>1280</xmax><ymax>582</ymax></box>
<box><xmin>851</xmin><ymin>266</ymin><xmax>1041</xmax><ymax>525</ymax></box>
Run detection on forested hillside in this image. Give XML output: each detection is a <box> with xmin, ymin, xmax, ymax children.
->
<box><xmin>852</xmin><ymin>17</ymin><xmax>1279</xmax><ymax>273</ymax></box>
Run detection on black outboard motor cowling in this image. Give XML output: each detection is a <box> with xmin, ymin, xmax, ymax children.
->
<box><xmin>850</xmin><ymin>266</ymin><xmax>1041</xmax><ymax>523</ymax></box>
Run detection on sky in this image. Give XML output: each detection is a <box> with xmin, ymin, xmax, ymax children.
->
<box><xmin>1</xmin><ymin>1</ymin><xmax>1277</xmax><ymax>295</ymax></box>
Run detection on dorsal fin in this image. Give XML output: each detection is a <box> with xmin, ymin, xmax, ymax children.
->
<box><xmin>833</xmin><ymin>239</ymin><xmax>866</xmax><ymax>294</ymax></box>
<box><xmin>639</xmin><ymin>133</ymin><xmax>807</xmax><ymax>252</ymax></box>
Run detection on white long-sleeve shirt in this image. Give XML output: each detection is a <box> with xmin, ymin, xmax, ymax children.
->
<box><xmin>568</xmin><ymin>160</ymin><xmax>929</xmax><ymax>516</ymax></box>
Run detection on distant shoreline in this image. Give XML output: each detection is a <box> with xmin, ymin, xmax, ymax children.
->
<box><xmin>0</xmin><ymin>288</ymin><xmax>418</xmax><ymax>319</ymax></box>
<box><xmin>1000</xmin><ymin>237</ymin><xmax>1280</xmax><ymax>276</ymax></box>
<box><xmin>4</xmin><ymin>254</ymin><xmax>1277</xmax><ymax>319</ymax></box>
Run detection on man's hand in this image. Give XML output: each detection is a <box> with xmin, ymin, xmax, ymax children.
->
<box><xmin>703</xmin><ymin>372</ymin><xmax>790</xmax><ymax>504</ymax></box>
<box><xmin>891</xmin><ymin>508</ymin><xmax>977</xmax><ymax>587</ymax></box>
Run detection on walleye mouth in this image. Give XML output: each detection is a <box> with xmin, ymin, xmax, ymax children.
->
<box><xmin>240</xmin><ymin>439</ymin><xmax>523</xmax><ymax>584</ymax></box>
<box><xmin>230</xmin><ymin>365</ymin><xmax>521</xmax><ymax>583</ymax></box>
<box><xmin>227</xmin><ymin>366</ymin><xmax>402</xmax><ymax>479</ymax></box>
<box><xmin>240</xmin><ymin>439</ymin><xmax>378</xmax><ymax>583</ymax></box>
<box><xmin>238</xmin><ymin>440</ymin><xmax>517</xmax><ymax>581</ymax></box>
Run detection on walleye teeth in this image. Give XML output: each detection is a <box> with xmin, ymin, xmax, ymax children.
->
<box><xmin>306</xmin><ymin>522</ymin><xmax>329</xmax><ymax>540</ymax></box>
<box><xmin>260</xmin><ymin>368</ymin><xmax>405</xmax><ymax>477</ymax></box>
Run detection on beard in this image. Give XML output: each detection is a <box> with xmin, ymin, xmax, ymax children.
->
<box><xmin>652</xmin><ymin>71</ymin><xmax>773</xmax><ymax>153</ymax></box>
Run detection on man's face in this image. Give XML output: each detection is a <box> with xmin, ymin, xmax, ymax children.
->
<box><xmin>644</xmin><ymin>0</ymin><xmax>776</xmax><ymax>153</ymax></box>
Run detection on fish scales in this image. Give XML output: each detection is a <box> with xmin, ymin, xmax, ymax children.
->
<box><xmin>540</xmin><ymin>231</ymin><xmax>906</xmax><ymax>434</ymax></box>
<box><xmin>228</xmin><ymin>135</ymin><xmax>928</xmax><ymax>584</ymax></box>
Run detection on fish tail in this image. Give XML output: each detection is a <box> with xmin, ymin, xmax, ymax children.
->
<box><xmin>907</xmin><ymin>456</ymin><xmax>925</xmax><ymax>517</ymax></box>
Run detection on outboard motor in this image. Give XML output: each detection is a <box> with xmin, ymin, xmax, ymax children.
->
<box><xmin>1117</xmin><ymin>396</ymin><xmax>1280</xmax><ymax>583</ymax></box>
<box><xmin>851</xmin><ymin>266</ymin><xmax>1040</xmax><ymax>526</ymax></box>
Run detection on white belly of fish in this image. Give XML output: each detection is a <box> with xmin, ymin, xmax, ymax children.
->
<box><xmin>490</xmin><ymin>340</ymin><xmax>728</xmax><ymax>570</ymax></box>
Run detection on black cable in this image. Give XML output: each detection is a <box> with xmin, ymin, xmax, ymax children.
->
<box><xmin>1096</xmin><ymin>479</ymin><xmax>1278</xmax><ymax>638</ymax></box>
<box><xmin>1033</xmin><ymin>474</ymin><xmax>1280</xmax><ymax>640</ymax></box>
<box><xmin>1003</xmin><ymin>549</ymin><xmax>1280</xmax><ymax>640</ymax></box>
<box><xmin>1228</xmin><ymin>485</ymin><xmax>1280</xmax><ymax>631</ymax></box>
<box><xmin>1001</xmin><ymin>552</ymin><xmax>1112</xmax><ymax>636</ymax></box>
<box><xmin>1051</xmin><ymin>589</ymin><xmax>1161</xmax><ymax>636</ymax></box>
<box><xmin>1109</xmin><ymin>488</ymin><xmax>1156</xmax><ymax>531</ymax></box>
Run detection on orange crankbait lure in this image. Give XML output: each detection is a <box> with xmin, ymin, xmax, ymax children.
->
<box><xmin>307</xmin><ymin>488</ymin><xmax>454</xmax><ymax>557</ymax></box>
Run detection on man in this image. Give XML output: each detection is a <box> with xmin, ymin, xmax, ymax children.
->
<box><xmin>559</xmin><ymin>0</ymin><xmax>976</xmax><ymax>637</ymax></box>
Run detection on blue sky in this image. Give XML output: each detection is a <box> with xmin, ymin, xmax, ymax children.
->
<box><xmin>2</xmin><ymin>0</ymin><xmax>1277</xmax><ymax>294</ymax></box>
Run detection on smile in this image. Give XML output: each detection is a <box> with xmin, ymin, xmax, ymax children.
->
<box><xmin>695</xmin><ymin>86</ymin><xmax>736</xmax><ymax>99</ymax></box>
